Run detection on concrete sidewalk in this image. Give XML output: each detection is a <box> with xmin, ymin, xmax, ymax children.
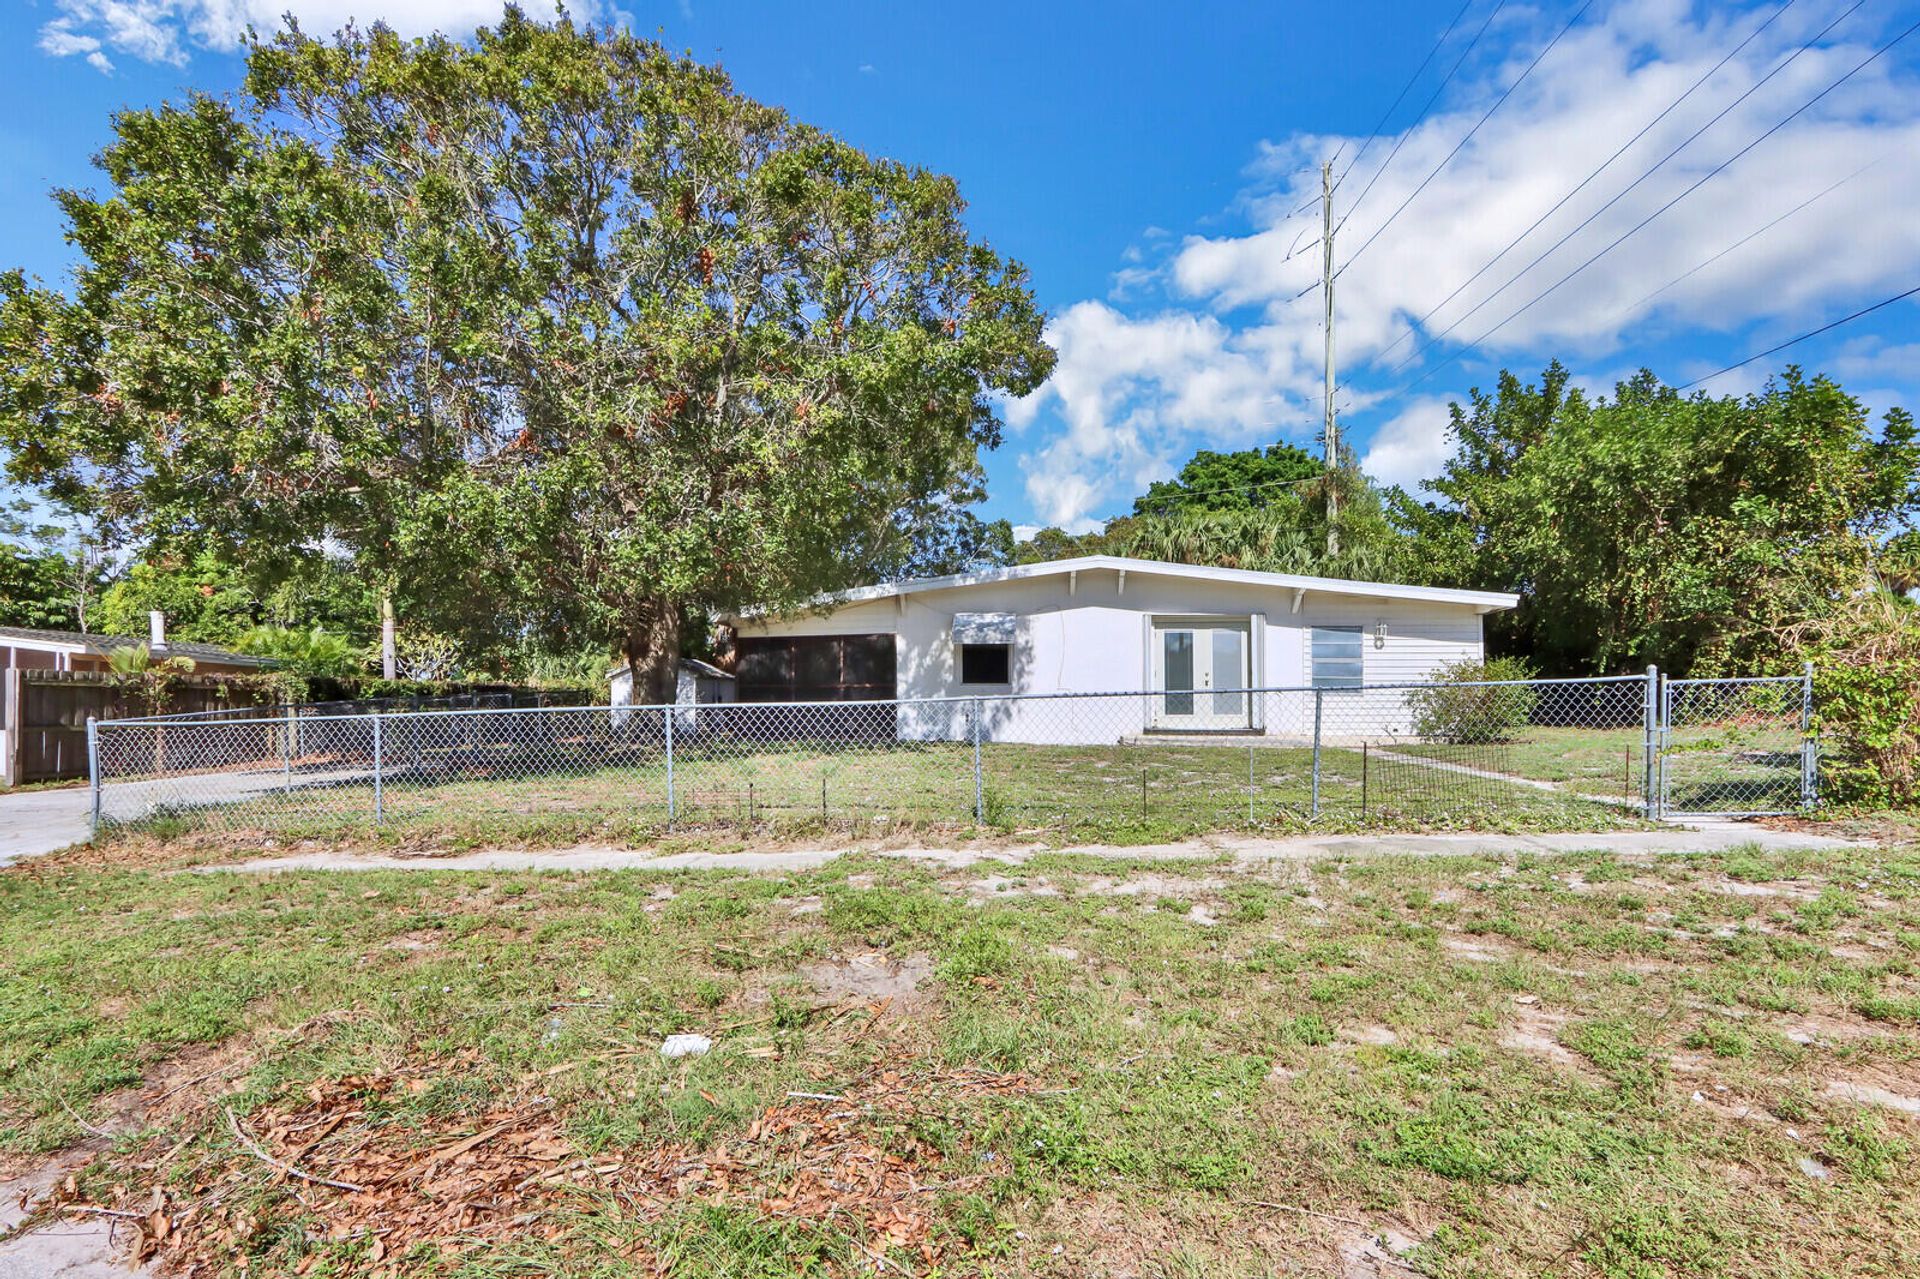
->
<box><xmin>200</xmin><ymin>821</ymin><xmax>1863</xmax><ymax>875</ymax></box>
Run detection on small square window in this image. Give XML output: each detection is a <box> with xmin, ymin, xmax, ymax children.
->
<box><xmin>959</xmin><ymin>643</ymin><xmax>1011</xmax><ymax>685</ymax></box>
<box><xmin>1311</xmin><ymin>626</ymin><xmax>1364</xmax><ymax>689</ymax></box>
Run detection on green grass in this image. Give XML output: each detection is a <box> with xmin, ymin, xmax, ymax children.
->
<box><xmin>3</xmin><ymin>839</ymin><xmax>1919</xmax><ymax>1275</ymax></box>
<box><xmin>100</xmin><ymin>736</ymin><xmax>1646</xmax><ymax>851</ymax></box>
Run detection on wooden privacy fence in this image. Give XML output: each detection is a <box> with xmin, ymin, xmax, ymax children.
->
<box><xmin>1</xmin><ymin>670</ymin><xmax>280</xmax><ymax>785</ymax></box>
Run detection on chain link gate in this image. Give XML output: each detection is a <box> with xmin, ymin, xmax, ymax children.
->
<box><xmin>1657</xmin><ymin>668</ymin><xmax>1814</xmax><ymax>818</ymax></box>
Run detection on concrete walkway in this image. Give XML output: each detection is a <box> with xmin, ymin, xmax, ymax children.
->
<box><xmin>0</xmin><ymin>787</ymin><xmax>91</xmax><ymax>867</ymax></box>
<box><xmin>201</xmin><ymin>822</ymin><xmax>1862</xmax><ymax>875</ymax></box>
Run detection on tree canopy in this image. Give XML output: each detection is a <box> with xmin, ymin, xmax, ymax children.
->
<box><xmin>1131</xmin><ymin>441</ymin><xmax>1322</xmax><ymax>517</ymax></box>
<box><xmin>0</xmin><ymin>11</ymin><xmax>1052</xmax><ymax>697</ymax></box>
<box><xmin>1409</xmin><ymin>362</ymin><xmax>1920</xmax><ymax>673</ymax></box>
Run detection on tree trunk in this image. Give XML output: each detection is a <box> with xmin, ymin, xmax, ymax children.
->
<box><xmin>622</xmin><ymin>597</ymin><xmax>682</xmax><ymax>706</ymax></box>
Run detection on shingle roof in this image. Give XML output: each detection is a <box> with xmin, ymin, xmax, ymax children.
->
<box><xmin>0</xmin><ymin>626</ymin><xmax>277</xmax><ymax>668</ymax></box>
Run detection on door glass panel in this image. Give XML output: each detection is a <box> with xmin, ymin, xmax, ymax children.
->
<box><xmin>1162</xmin><ymin>631</ymin><xmax>1194</xmax><ymax>717</ymax></box>
<box><xmin>1211</xmin><ymin>628</ymin><xmax>1246</xmax><ymax>717</ymax></box>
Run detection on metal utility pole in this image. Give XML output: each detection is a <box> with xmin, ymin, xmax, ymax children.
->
<box><xmin>1321</xmin><ymin>160</ymin><xmax>1339</xmax><ymax>557</ymax></box>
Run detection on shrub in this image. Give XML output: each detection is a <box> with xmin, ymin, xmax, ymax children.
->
<box><xmin>1407</xmin><ymin>656</ymin><xmax>1539</xmax><ymax>743</ymax></box>
<box><xmin>1790</xmin><ymin>590</ymin><xmax>1920</xmax><ymax>808</ymax></box>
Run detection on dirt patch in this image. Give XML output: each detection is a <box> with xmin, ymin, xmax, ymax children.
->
<box><xmin>1339</xmin><ymin>1025</ymin><xmax>1399</xmax><ymax>1047</ymax></box>
<box><xmin>963</xmin><ymin>873</ymin><xmax>1060</xmax><ymax>905</ymax></box>
<box><xmin>1777</xmin><ymin>1012</ymin><xmax>1881</xmax><ymax>1045</ymax></box>
<box><xmin>801</xmin><ymin>952</ymin><xmax>936</xmax><ymax>1011</ymax></box>
<box><xmin>1441</xmin><ymin>934</ymin><xmax>1512</xmax><ymax>963</ymax></box>
<box><xmin>1337</xmin><ymin>1223</ymin><xmax>1425</xmax><ymax>1278</ymax></box>
<box><xmin>1695</xmin><ymin>876</ymin><xmax>1821</xmax><ymax>900</ymax></box>
<box><xmin>1497</xmin><ymin>1004</ymin><xmax>1598</xmax><ymax>1077</ymax></box>
<box><xmin>1080</xmin><ymin>873</ymin><xmax>1230</xmax><ymax>898</ymax></box>
<box><xmin>1824</xmin><ymin>1078</ymin><xmax>1920</xmax><ymax>1116</ymax></box>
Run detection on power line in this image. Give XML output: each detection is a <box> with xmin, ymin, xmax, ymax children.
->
<box><xmin>1337</xmin><ymin>0</ymin><xmax>1596</xmax><ymax>279</ymax></box>
<box><xmin>1676</xmin><ymin>284</ymin><xmax>1920</xmax><ymax>390</ymax></box>
<box><xmin>1371</xmin><ymin>0</ymin><xmax>1798</xmax><ymax>366</ymax></box>
<box><xmin>1333</xmin><ymin>0</ymin><xmax>1510</xmax><ymax>239</ymax></box>
<box><xmin>1388</xmin><ymin>0</ymin><xmax>1867</xmax><ymax>380</ymax></box>
<box><xmin>1399</xmin><ymin>6</ymin><xmax>1915</xmax><ymax>394</ymax></box>
<box><xmin>1330</xmin><ymin>0</ymin><xmax>1479</xmax><ymax>196</ymax></box>
<box><xmin>1609</xmin><ymin>158</ymin><xmax>1878</xmax><ymax>323</ymax></box>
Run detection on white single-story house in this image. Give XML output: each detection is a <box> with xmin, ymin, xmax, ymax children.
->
<box><xmin>719</xmin><ymin>556</ymin><xmax>1518</xmax><ymax>743</ymax></box>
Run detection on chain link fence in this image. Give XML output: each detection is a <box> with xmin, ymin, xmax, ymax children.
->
<box><xmin>87</xmin><ymin>669</ymin><xmax>1816</xmax><ymax>841</ymax></box>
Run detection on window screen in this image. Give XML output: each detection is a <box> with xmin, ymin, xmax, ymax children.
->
<box><xmin>959</xmin><ymin>643</ymin><xmax>1011</xmax><ymax>685</ymax></box>
<box><xmin>1311</xmin><ymin>626</ymin><xmax>1364</xmax><ymax>688</ymax></box>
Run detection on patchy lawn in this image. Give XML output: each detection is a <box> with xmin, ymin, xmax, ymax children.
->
<box><xmin>2</xmin><ymin>839</ymin><xmax>1917</xmax><ymax>1276</ymax></box>
<box><xmin>99</xmin><ymin>737</ymin><xmax>1647</xmax><ymax>853</ymax></box>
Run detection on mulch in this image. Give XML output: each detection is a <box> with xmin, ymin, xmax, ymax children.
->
<box><xmin>68</xmin><ymin>1047</ymin><xmax>1038</xmax><ymax>1276</ymax></box>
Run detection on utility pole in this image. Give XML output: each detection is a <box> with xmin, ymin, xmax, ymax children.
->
<box><xmin>381</xmin><ymin>595</ymin><xmax>397</xmax><ymax>680</ymax></box>
<box><xmin>1321</xmin><ymin>160</ymin><xmax>1339</xmax><ymax>557</ymax></box>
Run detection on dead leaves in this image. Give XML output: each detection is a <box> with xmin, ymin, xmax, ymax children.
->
<box><xmin>76</xmin><ymin>1054</ymin><xmax>1038</xmax><ymax>1275</ymax></box>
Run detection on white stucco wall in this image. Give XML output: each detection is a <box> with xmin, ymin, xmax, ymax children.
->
<box><xmin>732</xmin><ymin>566</ymin><xmax>1493</xmax><ymax>744</ymax></box>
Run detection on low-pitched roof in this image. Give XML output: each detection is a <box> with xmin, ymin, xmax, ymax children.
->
<box><xmin>0</xmin><ymin>626</ymin><xmax>277</xmax><ymax>668</ymax></box>
<box><xmin>774</xmin><ymin>555</ymin><xmax>1518</xmax><ymax>614</ymax></box>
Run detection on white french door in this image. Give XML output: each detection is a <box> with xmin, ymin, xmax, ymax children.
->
<box><xmin>1150</xmin><ymin>621</ymin><xmax>1251</xmax><ymax>730</ymax></box>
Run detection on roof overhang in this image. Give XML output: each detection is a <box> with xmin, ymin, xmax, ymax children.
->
<box><xmin>0</xmin><ymin>637</ymin><xmax>90</xmax><ymax>655</ymax></box>
<box><xmin>730</xmin><ymin>556</ymin><xmax>1518</xmax><ymax>619</ymax></box>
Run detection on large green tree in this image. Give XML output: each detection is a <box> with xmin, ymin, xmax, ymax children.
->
<box><xmin>1413</xmin><ymin>362</ymin><xmax>1920</xmax><ymax>674</ymax></box>
<box><xmin>1132</xmin><ymin>441</ymin><xmax>1322</xmax><ymax>517</ymax></box>
<box><xmin>0</xmin><ymin>12</ymin><xmax>1052</xmax><ymax>699</ymax></box>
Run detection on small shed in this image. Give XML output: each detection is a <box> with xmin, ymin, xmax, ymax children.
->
<box><xmin>608</xmin><ymin>658</ymin><xmax>737</xmax><ymax>710</ymax></box>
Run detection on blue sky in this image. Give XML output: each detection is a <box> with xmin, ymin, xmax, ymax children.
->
<box><xmin>9</xmin><ymin>0</ymin><xmax>1919</xmax><ymax>533</ymax></box>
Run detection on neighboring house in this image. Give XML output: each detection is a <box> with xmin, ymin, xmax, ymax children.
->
<box><xmin>722</xmin><ymin>555</ymin><xmax>1519</xmax><ymax>742</ymax></box>
<box><xmin>1</xmin><ymin>615</ymin><xmax>275</xmax><ymax>785</ymax></box>
<box><xmin>0</xmin><ymin>618</ymin><xmax>273</xmax><ymax>676</ymax></box>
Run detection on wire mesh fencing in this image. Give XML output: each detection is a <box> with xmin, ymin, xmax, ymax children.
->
<box><xmin>1660</xmin><ymin>676</ymin><xmax>1812</xmax><ymax>817</ymax></box>
<box><xmin>88</xmin><ymin>669</ymin><xmax>1817</xmax><ymax>841</ymax></box>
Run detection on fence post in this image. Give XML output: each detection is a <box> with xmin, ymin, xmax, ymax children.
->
<box><xmin>1642</xmin><ymin>664</ymin><xmax>1659</xmax><ymax>819</ymax></box>
<box><xmin>282</xmin><ymin>705</ymin><xmax>294</xmax><ymax>793</ymax></box>
<box><xmin>86</xmin><ymin>716</ymin><xmax>100</xmax><ymax>840</ymax></box>
<box><xmin>372</xmin><ymin>712</ymin><xmax>384</xmax><ymax>825</ymax></box>
<box><xmin>971</xmin><ymin>698</ymin><xmax>983</xmax><ymax>823</ymax></box>
<box><xmin>664</xmin><ymin>705</ymin><xmax>676</xmax><ymax>826</ymax></box>
<box><xmin>1801</xmin><ymin>659</ymin><xmax>1817</xmax><ymax>811</ymax></box>
<box><xmin>1310</xmin><ymin>688</ymin><xmax>1324</xmax><ymax>818</ymax></box>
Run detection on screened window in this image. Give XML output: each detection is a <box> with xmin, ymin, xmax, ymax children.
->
<box><xmin>959</xmin><ymin>643</ymin><xmax>1011</xmax><ymax>685</ymax></box>
<box><xmin>1311</xmin><ymin>626</ymin><xmax>1364</xmax><ymax>688</ymax></box>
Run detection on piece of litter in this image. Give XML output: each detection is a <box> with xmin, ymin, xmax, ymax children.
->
<box><xmin>1797</xmin><ymin>1156</ymin><xmax>1830</xmax><ymax>1180</ymax></box>
<box><xmin>660</xmin><ymin>1034</ymin><xmax>713</xmax><ymax>1059</ymax></box>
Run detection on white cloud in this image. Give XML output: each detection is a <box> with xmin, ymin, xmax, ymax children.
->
<box><xmin>1359</xmin><ymin>396</ymin><xmax>1455</xmax><ymax>493</ymax></box>
<box><xmin>1013</xmin><ymin>300</ymin><xmax>1323</xmax><ymax>527</ymax></box>
<box><xmin>1018</xmin><ymin>1</ymin><xmax>1920</xmax><ymax>526</ymax></box>
<box><xmin>38</xmin><ymin>1</ymin><xmax>593</xmax><ymax>72</ymax></box>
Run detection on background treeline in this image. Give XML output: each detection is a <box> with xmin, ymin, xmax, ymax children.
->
<box><xmin>938</xmin><ymin>363</ymin><xmax>1919</xmax><ymax>684</ymax></box>
<box><xmin>5</xmin><ymin>360</ymin><xmax>1916</xmax><ymax>687</ymax></box>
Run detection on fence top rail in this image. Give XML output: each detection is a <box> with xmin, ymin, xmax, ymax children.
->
<box><xmin>90</xmin><ymin>673</ymin><xmax>1678</xmax><ymax>731</ymax></box>
<box><xmin>1665</xmin><ymin>675</ymin><xmax>1806</xmax><ymax>687</ymax></box>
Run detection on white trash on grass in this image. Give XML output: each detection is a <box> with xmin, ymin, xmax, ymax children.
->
<box><xmin>660</xmin><ymin>1034</ymin><xmax>713</xmax><ymax>1060</ymax></box>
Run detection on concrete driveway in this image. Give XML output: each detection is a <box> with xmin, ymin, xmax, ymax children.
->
<box><xmin>0</xmin><ymin>786</ymin><xmax>91</xmax><ymax>867</ymax></box>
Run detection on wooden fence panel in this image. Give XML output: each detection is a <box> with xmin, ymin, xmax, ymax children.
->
<box><xmin>6</xmin><ymin>673</ymin><xmax>280</xmax><ymax>783</ymax></box>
